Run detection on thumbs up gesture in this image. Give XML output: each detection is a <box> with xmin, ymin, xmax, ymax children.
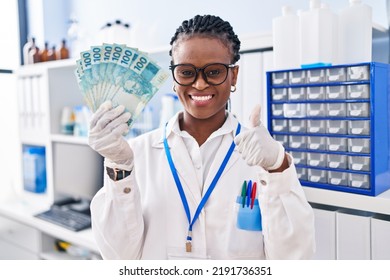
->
<box><xmin>234</xmin><ymin>104</ymin><xmax>286</xmax><ymax>171</ymax></box>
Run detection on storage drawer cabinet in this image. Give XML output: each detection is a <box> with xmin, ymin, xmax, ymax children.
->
<box><xmin>0</xmin><ymin>216</ymin><xmax>41</xmax><ymax>259</ymax></box>
<box><xmin>371</xmin><ymin>215</ymin><xmax>390</xmax><ymax>260</ymax></box>
<box><xmin>312</xmin><ymin>207</ymin><xmax>337</xmax><ymax>260</ymax></box>
<box><xmin>336</xmin><ymin>211</ymin><xmax>371</xmax><ymax>260</ymax></box>
<box><xmin>267</xmin><ymin>62</ymin><xmax>390</xmax><ymax>196</ymax></box>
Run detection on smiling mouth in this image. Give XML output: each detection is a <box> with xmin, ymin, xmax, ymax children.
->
<box><xmin>190</xmin><ymin>95</ymin><xmax>214</xmax><ymax>101</ymax></box>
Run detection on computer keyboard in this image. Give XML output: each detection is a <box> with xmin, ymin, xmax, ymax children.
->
<box><xmin>35</xmin><ymin>206</ymin><xmax>91</xmax><ymax>232</ymax></box>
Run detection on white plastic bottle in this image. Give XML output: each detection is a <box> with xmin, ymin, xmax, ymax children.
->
<box><xmin>272</xmin><ymin>6</ymin><xmax>300</xmax><ymax>70</ymax></box>
<box><xmin>299</xmin><ymin>0</ymin><xmax>336</xmax><ymax>67</ymax></box>
<box><xmin>338</xmin><ymin>0</ymin><xmax>372</xmax><ymax>64</ymax></box>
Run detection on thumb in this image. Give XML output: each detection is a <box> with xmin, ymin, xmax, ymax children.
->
<box><xmin>249</xmin><ymin>104</ymin><xmax>261</xmax><ymax>128</ymax></box>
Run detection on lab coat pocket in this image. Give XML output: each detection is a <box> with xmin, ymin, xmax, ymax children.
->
<box><xmin>226</xmin><ymin>196</ymin><xmax>264</xmax><ymax>258</ymax></box>
<box><xmin>236</xmin><ymin>196</ymin><xmax>262</xmax><ymax>231</ymax></box>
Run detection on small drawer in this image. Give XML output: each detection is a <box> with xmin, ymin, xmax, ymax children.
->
<box><xmin>0</xmin><ymin>216</ymin><xmax>40</xmax><ymax>253</ymax></box>
<box><xmin>349</xmin><ymin>173</ymin><xmax>370</xmax><ymax>189</ymax></box>
<box><xmin>327</xmin><ymin>154</ymin><xmax>348</xmax><ymax>169</ymax></box>
<box><xmin>290</xmin><ymin>151</ymin><xmax>306</xmax><ymax>166</ymax></box>
<box><xmin>307</xmin><ymin>86</ymin><xmax>326</xmax><ymax>100</ymax></box>
<box><xmin>328</xmin><ymin>171</ymin><xmax>348</xmax><ymax>186</ymax></box>
<box><xmin>283</xmin><ymin>103</ymin><xmax>307</xmax><ymax>118</ymax></box>
<box><xmin>347</xmin><ymin>66</ymin><xmax>370</xmax><ymax>81</ymax></box>
<box><xmin>289</xmin><ymin>70</ymin><xmax>306</xmax><ymax>84</ymax></box>
<box><xmin>348</xmin><ymin>138</ymin><xmax>370</xmax><ymax>154</ymax></box>
<box><xmin>326</xmin><ymin>67</ymin><xmax>347</xmax><ymax>82</ymax></box>
<box><xmin>307</xmin><ymin>69</ymin><xmax>326</xmax><ymax>84</ymax></box>
<box><xmin>327</xmin><ymin>120</ymin><xmax>348</xmax><ymax>134</ymax></box>
<box><xmin>288</xmin><ymin>87</ymin><xmax>306</xmax><ymax>100</ymax></box>
<box><xmin>347</xmin><ymin>84</ymin><xmax>370</xmax><ymax>99</ymax></box>
<box><xmin>307</xmin><ymin>103</ymin><xmax>326</xmax><ymax>117</ymax></box>
<box><xmin>348</xmin><ymin>156</ymin><xmax>370</xmax><ymax>171</ymax></box>
<box><xmin>307</xmin><ymin>153</ymin><xmax>327</xmax><ymax>167</ymax></box>
<box><xmin>348</xmin><ymin>120</ymin><xmax>370</xmax><ymax>135</ymax></box>
<box><xmin>308</xmin><ymin>168</ymin><xmax>327</xmax><ymax>183</ymax></box>
<box><xmin>307</xmin><ymin>136</ymin><xmax>327</xmax><ymax>150</ymax></box>
<box><xmin>327</xmin><ymin>137</ymin><xmax>348</xmax><ymax>152</ymax></box>
<box><xmin>274</xmin><ymin>134</ymin><xmax>289</xmax><ymax>148</ymax></box>
<box><xmin>296</xmin><ymin>167</ymin><xmax>308</xmax><ymax>181</ymax></box>
<box><xmin>272</xmin><ymin>72</ymin><xmax>288</xmax><ymax>85</ymax></box>
<box><xmin>347</xmin><ymin>103</ymin><xmax>370</xmax><ymax>117</ymax></box>
<box><xmin>272</xmin><ymin>88</ymin><xmax>288</xmax><ymax>101</ymax></box>
<box><xmin>289</xmin><ymin>119</ymin><xmax>306</xmax><ymax>133</ymax></box>
<box><xmin>307</xmin><ymin>120</ymin><xmax>326</xmax><ymax>134</ymax></box>
<box><xmin>289</xmin><ymin>135</ymin><xmax>307</xmax><ymax>149</ymax></box>
<box><xmin>272</xmin><ymin>104</ymin><xmax>284</xmax><ymax>117</ymax></box>
<box><xmin>326</xmin><ymin>85</ymin><xmax>347</xmax><ymax>100</ymax></box>
<box><xmin>327</xmin><ymin>103</ymin><xmax>347</xmax><ymax>117</ymax></box>
<box><xmin>272</xmin><ymin>119</ymin><xmax>288</xmax><ymax>132</ymax></box>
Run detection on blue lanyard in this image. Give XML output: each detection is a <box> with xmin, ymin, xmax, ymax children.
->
<box><xmin>163</xmin><ymin>121</ymin><xmax>241</xmax><ymax>252</ymax></box>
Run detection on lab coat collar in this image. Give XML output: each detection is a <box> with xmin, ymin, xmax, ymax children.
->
<box><xmin>152</xmin><ymin>111</ymin><xmax>241</xmax><ymax>201</ymax></box>
<box><xmin>152</xmin><ymin>111</ymin><xmax>239</xmax><ymax>148</ymax></box>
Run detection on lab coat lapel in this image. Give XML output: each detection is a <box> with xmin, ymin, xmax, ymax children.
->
<box><xmin>202</xmin><ymin>133</ymin><xmax>240</xmax><ymax>196</ymax></box>
<box><xmin>164</xmin><ymin>133</ymin><xmax>203</xmax><ymax>204</ymax></box>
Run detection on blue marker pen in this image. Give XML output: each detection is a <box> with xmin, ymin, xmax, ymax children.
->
<box><xmin>246</xmin><ymin>180</ymin><xmax>252</xmax><ymax>208</ymax></box>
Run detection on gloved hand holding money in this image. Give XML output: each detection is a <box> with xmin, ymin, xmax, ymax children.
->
<box><xmin>74</xmin><ymin>43</ymin><xmax>169</xmax><ymax>129</ymax></box>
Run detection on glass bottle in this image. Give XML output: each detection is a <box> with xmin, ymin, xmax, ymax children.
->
<box><xmin>39</xmin><ymin>42</ymin><xmax>50</xmax><ymax>62</ymax></box>
<box><xmin>28</xmin><ymin>39</ymin><xmax>41</xmax><ymax>64</ymax></box>
<box><xmin>47</xmin><ymin>45</ymin><xmax>57</xmax><ymax>61</ymax></box>
<box><xmin>57</xmin><ymin>39</ymin><xmax>70</xmax><ymax>60</ymax></box>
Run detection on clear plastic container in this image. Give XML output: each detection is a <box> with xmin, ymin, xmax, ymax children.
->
<box><xmin>290</xmin><ymin>151</ymin><xmax>307</xmax><ymax>165</ymax></box>
<box><xmin>308</xmin><ymin>168</ymin><xmax>327</xmax><ymax>183</ymax></box>
<box><xmin>328</xmin><ymin>171</ymin><xmax>349</xmax><ymax>185</ymax></box>
<box><xmin>272</xmin><ymin>6</ymin><xmax>300</xmax><ymax>70</ymax></box>
<box><xmin>338</xmin><ymin>0</ymin><xmax>372</xmax><ymax>64</ymax></box>
<box><xmin>299</xmin><ymin>0</ymin><xmax>337</xmax><ymax>67</ymax></box>
<box><xmin>73</xmin><ymin>105</ymin><xmax>91</xmax><ymax>137</ymax></box>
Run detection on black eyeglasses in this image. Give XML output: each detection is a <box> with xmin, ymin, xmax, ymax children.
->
<box><xmin>169</xmin><ymin>63</ymin><xmax>235</xmax><ymax>86</ymax></box>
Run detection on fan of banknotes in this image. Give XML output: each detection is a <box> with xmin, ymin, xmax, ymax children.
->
<box><xmin>74</xmin><ymin>43</ymin><xmax>169</xmax><ymax>127</ymax></box>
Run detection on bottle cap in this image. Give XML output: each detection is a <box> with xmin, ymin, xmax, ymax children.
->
<box><xmin>282</xmin><ymin>5</ymin><xmax>294</xmax><ymax>16</ymax></box>
<box><xmin>310</xmin><ymin>0</ymin><xmax>321</xmax><ymax>9</ymax></box>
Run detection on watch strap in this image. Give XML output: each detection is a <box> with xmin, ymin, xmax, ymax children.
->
<box><xmin>106</xmin><ymin>167</ymin><xmax>132</xmax><ymax>181</ymax></box>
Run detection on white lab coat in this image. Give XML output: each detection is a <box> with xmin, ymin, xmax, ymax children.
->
<box><xmin>90</xmin><ymin>112</ymin><xmax>315</xmax><ymax>260</ymax></box>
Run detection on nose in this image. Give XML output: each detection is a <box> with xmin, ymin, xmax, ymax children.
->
<box><xmin>192</xmin><ymin>71</ymin><xmax>209</xmax><ymax>90</ymax></box>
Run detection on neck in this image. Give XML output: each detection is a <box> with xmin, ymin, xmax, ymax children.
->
<box><xmin>179</xmin><ymin>111</ymin><xmax>227</xmax><ymax>146</ymax></box>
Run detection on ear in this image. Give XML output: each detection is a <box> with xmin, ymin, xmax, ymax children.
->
<box><xmin>231</xmin><ymin>65</ymin><xmax>239</xmax><ymax>86</ymax></box>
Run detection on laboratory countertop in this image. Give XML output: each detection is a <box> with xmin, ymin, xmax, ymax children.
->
<box><xmin>0</xmin><ymin>197</ymin><xmax>99</xmax><ymax>254</ymax></box>
<box><xmin>303</xmin><ymin>186</ymin><xmax>390</xmax><ymax>215</ymax></box>
<box><xmin>1</xmin><ymin>186</ymin><xmax>389</xmax><ymax>252</ymax></box>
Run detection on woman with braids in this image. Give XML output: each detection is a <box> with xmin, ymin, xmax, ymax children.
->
<box><xmin>88</xmin><ymin>14</ymin><xmax>315</xmax><ymax>260</ymax></box>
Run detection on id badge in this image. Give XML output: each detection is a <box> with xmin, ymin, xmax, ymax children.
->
<box><xmin>167</xmin><ymin>248</ymin><xmax>210</xmax><ymax>260</ymax></box>
<box><xmin>235</xmin><ymin>196</ymin><xmax>262</xmax><ymax>231</ymax></box>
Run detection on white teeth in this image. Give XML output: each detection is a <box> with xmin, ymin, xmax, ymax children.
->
<box><xmin>191</xmin><ymin>95</ymin><xmax>212</xmax><ymax>101</ymax></box>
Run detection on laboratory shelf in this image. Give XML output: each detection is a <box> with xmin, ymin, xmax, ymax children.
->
<box><xmin>50</xmin><ymin>134</ymin><xmax>89</xmax><ymax>145</ymax></box>
<box><xmin>267</xmin><ymin>62</ymin><xmax>390</xmax><ymax>196</ymax></box>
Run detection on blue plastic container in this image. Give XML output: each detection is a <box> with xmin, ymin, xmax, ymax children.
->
<box><xmin>23</xmin><ymin>145</ymin><xmax>47</xmax><ymax>193</ymax></box>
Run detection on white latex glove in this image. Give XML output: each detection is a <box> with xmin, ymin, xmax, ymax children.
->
<box><xmin>234</xmin><ymin>104</ymin><xmax>285</xmax><ymax>170</ymax></box>
<box><xmin>88</xmin><ymin>100</ymin><xmax>134</xmax><ymax>171</ymax></box>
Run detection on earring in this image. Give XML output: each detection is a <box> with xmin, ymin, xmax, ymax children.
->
<box><xmin>231</xmin><ymin>85</ymin><xmax>236</xmax><ymax>92</ymax></box>
<box><xmin>172</xmin><ymin>85</ymin><xmax>176</xmax><ymax>92</ymax></box>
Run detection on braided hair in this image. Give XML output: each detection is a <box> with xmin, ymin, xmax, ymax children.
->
<box><xmin>169</xmin><ymin>15</ymin><xmax>241</xmax><ymax>64</ymax></box>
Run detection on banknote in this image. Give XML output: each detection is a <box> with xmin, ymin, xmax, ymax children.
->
<box><xmin>75</xmin><ymin>43</ymin><xmax>169</xmax><ymax>127</ymax></box>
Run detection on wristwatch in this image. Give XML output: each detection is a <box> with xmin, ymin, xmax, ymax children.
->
<box><xmin>106</xmin><ymin>167</ymin><xmax>132</xmax><ymax>181</ymax></box>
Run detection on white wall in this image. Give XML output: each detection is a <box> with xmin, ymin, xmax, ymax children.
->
<box><xmin>25</xmin><ymin>0</ymin><xmax>388</xmax><ymax>52</ymax></box>
<box><xmin>0</xmin><ymin>0</ymin><xmax>22</xmax><ymax>200</ymax></box>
